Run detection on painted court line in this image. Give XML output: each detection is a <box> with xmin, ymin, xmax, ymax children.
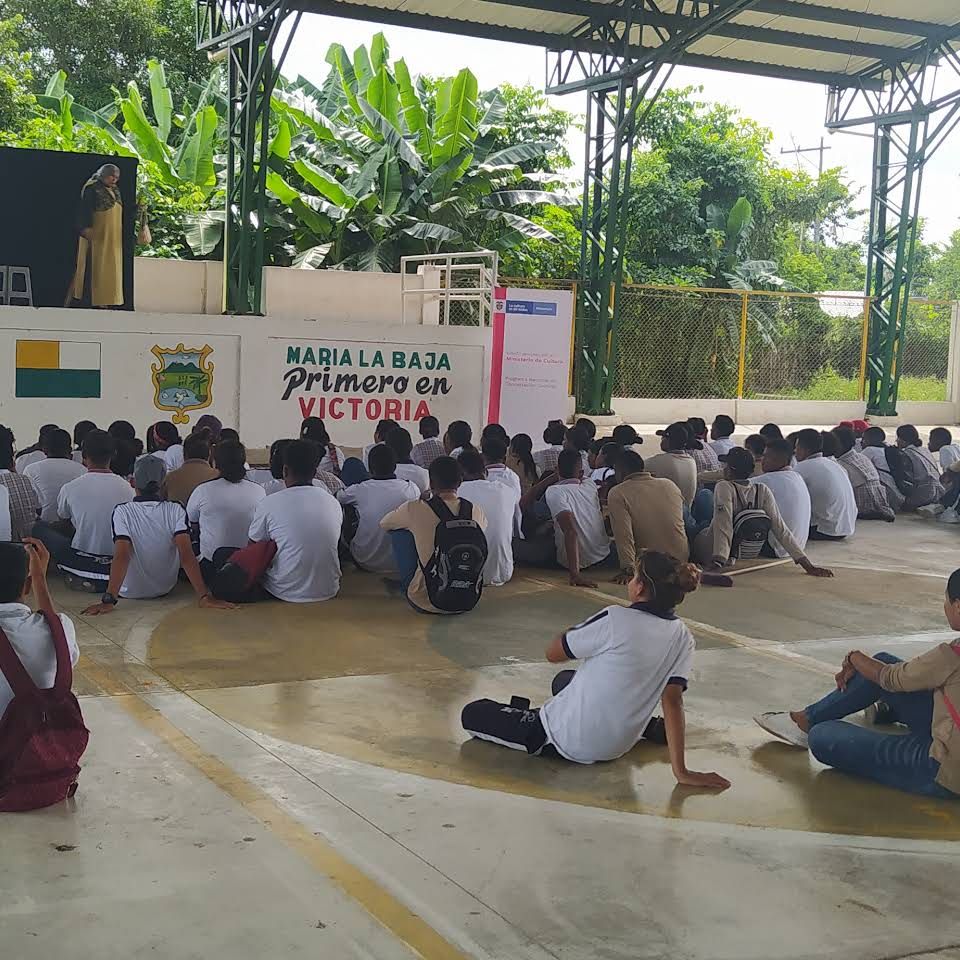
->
<box><xmin>77</xmin><ymin>658</ymin><xmax>472</xmax><ymax>960</ymax></box>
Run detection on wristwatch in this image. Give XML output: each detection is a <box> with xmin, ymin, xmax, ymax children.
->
<box><xmin>101</xmin><ymin>592</ymin><xmax>119</xmax><ymax>606</ymax></box>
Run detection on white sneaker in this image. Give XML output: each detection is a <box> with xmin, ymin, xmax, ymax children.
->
<box><xmin>754</xmin><ymin>712</ymin><xmax>809</xmax><ymax>749</ymax></box>
<box><xmin>938</xmin><ymin>508</ymin><xmax>960</xmax><ymax>524</ymax></box>
<box><xmin>917</xmin><ymin>503</ymin><xmax>945</xmax><ymax>518</ymax></box>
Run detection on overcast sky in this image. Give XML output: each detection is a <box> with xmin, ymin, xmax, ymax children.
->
<box><xmin>284</xmin><ymin>18</ymin><xmax>960</xmax><ymax>247</ymax></box>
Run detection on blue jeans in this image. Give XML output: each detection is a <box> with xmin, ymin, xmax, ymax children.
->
<box><xmin>804</xmin><ymin>652</ymin><xmax>955</xmax><ymax>799</ymax></box>
<box><xmin>389</xmin><ymin>530</ymin><xmax>419</xmax><ymax>590</ymax></box>
<box><xmin>340</xmin><ymin>457</ymin><xmax>370</xmax><ymax>487</ymax></box>
<box><xmin>684</xmin><ymin>488</ymin><xmax>714</xmax><ymax>540</ymax></box>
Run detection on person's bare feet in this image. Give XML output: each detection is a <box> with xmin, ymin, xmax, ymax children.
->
<box><xmin>789</xmin><ymin>710</ymin><xmax>810</xmax><ymax>732</ymax></box>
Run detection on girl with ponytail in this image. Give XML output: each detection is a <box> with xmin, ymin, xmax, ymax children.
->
<box><xmin>462</xmin><ymin>551</ymin><xmax>730</xmax><ymax>787</ymax></box>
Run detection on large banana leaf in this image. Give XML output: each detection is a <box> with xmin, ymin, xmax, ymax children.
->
<box><xmin>357</xmin><ymin>99</ymin><xmax>423</xmax><ymax>173</ymax></box>
<box><xmin>480</xmin><ymin>209</ymin><xmax>555</xmax><ymax>239</ymax></box>
<box><xmin>272</xmin><ymin>89</ymin><xmax>338</xmax><ymax>144</ymax></box>
<box><xmin>477</xmin><ymin>91</ymin><xmax>506</xmax><ymax>134</ymax></box>
<box><xmin>293</xmin><ymin>243</ymin><xmax>333</xmax><ymax>268</ymax></box>
<box><xmin>480</xmin><ymin>141</ymin><xmax>554</xmax><ymax>166</ymax></box>
<box><xmin>432</xmin><ymin>69</ymin><xmax>478</xmax><ymax>174</ymax></box>
<box><xmin>365</xmin><ymin>66</ymin><xmax>400</xmax><ymax>129</ymax></box>
<box><xmin>487</xmin><ymin>190</ymin><xmax>571</xmax><ymax>208</ymax></box>
<box><xmin>326</xmin><ymin>44</ymin><xmax>361</xmax><ymax>116</ymax></box>
<box><xmin>39</xmin><ymin>72</ymin><xmax>134</xmax><ymax>153</ymax></box>
<box><xmin>294</xmin><ymin>157</ymin><xmax>357</xmax><ymax>208</ymax></box>
<box><xmin>120</xmin><ymin>82</ymin><xmax>176</xmax><ymax>183</ymax></box>
<box><xmin>379</xmin><ymin>152</ymin><xmax>402</xmax><ymax>217</ymax></box>
<box><xmin>406</xmin><ymin>150</ymin><xmax>471</xmax><ymax>207</ymax></box>
<box><xmin>353</xmin><ymin>44</ymin><xmax>374</xmax><ymax>94</ymax></box>
<box><xmin>370</xmin><ymin>33</ymin><xmax>390</xmax><ymax>72</ymax></box>
<box><xmin>270</xmin><ymin>118</ymin><xmax>292</xmax><ymax>160</ymax></box>
<box><xmin>177</xmin><ymin>106</ymin><xmax>218</xmax><ymax>193</ymax></box>
<box><xmin>147</xmin><ymin>60</ymin><xmax>173</xmax><ymax>144</ymax></box>
<box><xmin>184</xmin><ymin>210</ymin><xmax>225</xmax><ymax>256</ymax></box>
<box><xmin>402</xmin><ymin>220</ymin><xmax>462</xmax><ymax>242</ymax></box>
<box><xmin>395</xmin><ymin>59</ymin><xmax>431</xmax><ymax>156</ymax></box>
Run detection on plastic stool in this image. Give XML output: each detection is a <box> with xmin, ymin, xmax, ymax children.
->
<box><xmin>6</xmin><ymin>266</ymin><xmax>33</xmax><ymax>306</ymax></box>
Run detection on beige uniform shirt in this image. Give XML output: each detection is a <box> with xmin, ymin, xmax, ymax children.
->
<box><xmin>607</xmin><ymin>472</ymin><xmax>689</xmax><ymax>566</ymax></box>
<box><xmin>644</xmin><ymin>452</ymin><xmax>698</xmax><ymax>506</ymax></box>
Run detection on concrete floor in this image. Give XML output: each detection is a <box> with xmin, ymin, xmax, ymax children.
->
<box><xmin>5</xmin><ymin>514</ymin><xmax>960</xmax><ymax>959</ymax></box>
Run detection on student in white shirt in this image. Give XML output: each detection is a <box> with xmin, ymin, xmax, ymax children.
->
<box><xmin>30</xmin><ymin>430</ymin><xmax>133</xmax><ymax>590</ymax></box>
<box><xmin>23</xmin><ymin>428</ymin><xmax>86</xmax><ymax>523</ymax></box>
<box><xmin>338</xmin><ymin>444</ymin><xmax>419</xmax><ymax>574</ymax></box>
<box><xmin>752</xmin><ymin>438</ymin><xmax>812</xmax><ymax>559</ymax></box>
<box><xmin>930</xmin><ymin>428</ymin><xmax>960</xmax><ymax>471</ymax></box>
<box><xmin>481</xmin><ymin>434</ymin><xmax>523</xmax><ymax>497</ymax></box>
<box><xmin>259</xmin><ymin>439</ymin><xmax>344</xmax><ymax>497</ymax></box>
<box><xmin>362</xmin><ymin>419</ymin><xmax>401</xmax><ymax>469</ymax></box>
<box><xmin>186</xmin><ymin>440</ymin><xmax>266</xmax><ymax>577</ymax></box>
<box><xmin>533</xmin><ymin>420</ymin><xmax>566</xmax><ymax>476</ymax></box>
<box><xmin>385</xmin><ymin>427</ymin><xmax>430</xmax><ymax>494</ymax></box>
<box><xmin>527</xmin><ymin>448</ymin><xmax>610</xmax><ymax>587</ymax></box>
<box><xmin>13</xmin><ymin>424</ymin><xmax>58</xmax><ymax>473</ymax></box>
<box><xmin>301</xmin><ymin>416</ymin><xmax>344</xmax><ymax>476</ymax></box>
<box><xmin>793</xmin><ymin>428</ymin><xmax>857</xmax><ymax>540</ymax></box>
<box><xmin>81</xmin><ymin>456</ymin><xmax>234</xmax><ymax>613</ymax></box>
<box><xmin>709</xmin><ymin>414</ymin><xmax>736</xmax><ymax>456</ymax></box>
<box><xmin>0</xmin><ymin>539</ymin><xmax>80</xmax><ymax>721</ymax></box>
<box><xmin>457</xmin><ymin>448</ymin><xmax>520</xmax><ymax>586</ymax></box>
<box><xmin>151</xmin><ymin>421</ymin><xmax>184</xmax><ymax>471</ymax></box>
<box><xmin>248</xmin><ymin>440</ymin><xmax>343</xmax><ymax>603</ymax></box>
<box><xmin>72</xmin><ymin>421</ymin><xmax>98</xmax><ymax>463</ymax></box>
<box><xmin>444</xmin><ymin>420</ymin><xmax>474</xmax><ymax>459</ymax></box>
<box><xmin>462</xmin><ymin>551</ymin><xmax>730</xmax><ymax>787</ymax></box>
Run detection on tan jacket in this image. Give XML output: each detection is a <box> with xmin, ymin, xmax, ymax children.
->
<box><xmin>163</xmin><ymin>459</ymin><xmax>218</xmax><ymax>506</ymax></box>
<box><xmin>879</xmin><ymin>643</ymin><xmax>960</xmax><ymax>795</ymax></box>
<box><xmin>607</xmin><ymin>472</ymin><xmax>688</xmax><ymax>566</ymax></box>
<box><xmin>644</xmin><ymin>452</ymin><xmax>698</xmax><ymax>506</ymax></box>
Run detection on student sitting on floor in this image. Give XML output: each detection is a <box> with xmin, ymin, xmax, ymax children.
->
<box><xmin>896</xmin><ymin>424</ymin><xmax>944</xmax><ymax>511</ymax></box>
<box><xmin>744</xmin><ymin>434</ymin><xmax>766</xmax><ymax>472</ymax></box>
<box><xmin>32</xmin><ymin>430</ymin><xmax>133</xmax><ymax>590</ymax></box>
<box><xmin>0</xmin><ymin>539</ymin><xmax>80</xmax><ymax>720</ymax></box>
<box><xmin>457</xmin><ymin>448</ymin><xmax>520</xmax><ymax>586</ymax></box>
<box><xmin>22</xmin><ymin>428</ymin><xmax>85</xmax><ymax>523</ymax></box>
<box><xmin>693</xmin><ymin>448</ymin><xmax>832</xmax><ymax>578</ymax></box>
<box><xmin>575</xmin><ymin>417</ymin><xmax>597</xmax><ymax>442</ymax></box>
<box><xmin>261</xmin><ymin>439</ymin><xmax>344</xmax><ymax>497</ymax></box>
<box><xmin>72</xmin><ymin>421</ymin><xmax>97</xmax><ymax>463</ymax></box>
<box><xmin>792</xmin><ymin>428</ymin><xmax>857</xmax><ymax>541</ymax></box>
<box><xmin>607</xmin><ymin>450</ymin><xmax>688</xmax><ymax>579</ymax></box>
<box><xmin>338</xmin><ymin>444</ymin><xmax>420</xmax><ymax>574</ymax></box>
<box><xmin>709</xmin><ymin>415</ymin><xmax>736</xmax><ymax>456</ymax></box>
<box><xmin>461</xmin><ymin>551</ymin><xmax>730</xmax><ymax>787</ymax></box>
<box><xmin>831</xmin><ymin>425</ymin><xmax>895</xmax><ymax>521</ymax></box>
<box><xmin>686</xmin><ymin>418</ymin><xmax>720</xmax><ymax>475</ymax></box>
<box><xmin>533</xmin><ymin>420</ymin><xmax>566</xmax><ymax>476</ymax></box>
<box><xmin>507</xmin><ymin>433</ymin><xmax>539</xmax><ymax>495</ymax></box>
<box><xmin>759</xmin><ymin>423</ymin><xmax>783</xmax><ymax>442</ymax></box>
<box><xmin>81</xmin><ymin>456</ymin><xmax>235</xmax><ymax>613</ymax></box>
<box><xmin>163</xmin><ymin>430</ymin><xmax>218</xmax><ymax>506</ymax></box>
<box><xmin>481</xmin><ymin>435</ymin><xmax>522</xmax><ymax>501</ymax></box>
<box><xmin>611</xmin><ymin>423</ymin><xmax>643</xmax><ymax>454</ymax></box>
<box><xmin>380</xmin><ymin>456</ymin><xmax>487</xmax><ymax>615</ymax></box>
<box><xmin>755</xmin><ymin>568</ymin><xmax>960</xmax><ymax>801</ymax></box>
<box><xmin>930</xmin><ymin>427</ymin><xmax>960</xmax><ymax>472</ymax></box>
<box><xmin>300</xmin><ymin>416</ymin><xmax>344</xmax><ymax>476</ymax></box>
<box><xmin>564</xmin><ymin>425</ymin><xmax>592</xmax><ymax>476</ymax></box>
<box><xmin>0</xmin><ymin>426</ymin><xmax>41</xmax><ymax>542</ymax></box>
<box><xmin>384</xmin><ymin>427</ymin><xmax>430</xmax><ymax>495</ymax></box>
<box><xmin>645</xmin><ymin>422</ymin><xmax>697</xmax><ymax>506</ymax></box>
<box><xmin>186</xmin><ymin>440</ymin><xmax>266</xmax><ymax>581</ymax></box>
<box><xmin>151</xmin><ymin>421</ymin><xmax>184</xmax><ymax>472</ymax></box>
<box><xmin>412</xmin><ymin>415</ymin><xmax>445</xmax><ymax>469</ymax></box>
<box><xmin>860</xmin><ymin>427</ymin><xmax>906</xmax><ymax>513</ymax></box>
<box><xmin>444</xmin><ymin>420</ymin><xmax>475</xmax><ymax>458</ymax></box>
<box><xmin>362</xmin><ymin>419</ymin><xmax>400</xmax><ymax>469</ymax></box>
<box><xmin>14</xmin><ymin>424</ymin><xmax>58</xmax><ymax>473</ymax></box>
<box><xmin>247</xmin><ymin>440</ymin><xmax>343</xmax><ymax>603</ymax></box>
<box><xmin>751</xmin><ymin>438</ymin><xmax>811</xmax><ymax>559</ymax></box>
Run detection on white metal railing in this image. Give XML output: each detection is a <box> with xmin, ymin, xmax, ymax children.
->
<box><xmin>400</xmin><ymin>251</ymin><xmax>499</xmax><ymax>326</ymax></box>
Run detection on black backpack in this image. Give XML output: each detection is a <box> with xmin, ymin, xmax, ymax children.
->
<box><xmin>421</xmin><ymin>497</ymin><xmax>488</xmax><ymax>613</ymax></box>
<box><xmin>885</xmin><ymin>446</ymin><xmax>917</xmax><ymax>497</ymax></box>
<box><xmin>730</xmin><ymin>485</ymin><xmax>772</xmax><ymax>561</ymax></box>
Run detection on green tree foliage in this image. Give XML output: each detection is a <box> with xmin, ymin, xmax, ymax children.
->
<box><xmin>0</xmin><ymin>16</ymin><xmax>35</xmax><ymax>129</ymax></box>
<box><xmin>929</xmin><ymin>229</ymin><xmax>960</xmax><ymax>301</ymax></box>
<box><xmin>0</xmin><ymin>0</ymin><xmax>207</xmax><ymax>108</ymax></box>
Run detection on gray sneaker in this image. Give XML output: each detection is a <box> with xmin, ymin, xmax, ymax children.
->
<box><xmin>754</xmin><ymin>712</ymin><xmax>809</xmax><ymax>749</ymax></box>
<box><xmin>917</xmin><ymin>503</ymin><xmax>945</xmax><ymax>518</ymax></box>
<box><xmin>938</xmin><ymin>508</ymin><xmax>960</xmax><ymax>524</ymax></box>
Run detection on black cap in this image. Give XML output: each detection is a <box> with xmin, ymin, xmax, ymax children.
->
<box><xmin>719</xmin><ymin>446</ymin><xmax>755</xmax><ymax>478</ymax></box>
<box><xmin>656</xmin><ymin>422</ymin><xmax>690</xmax><ymax>447</ymax></box>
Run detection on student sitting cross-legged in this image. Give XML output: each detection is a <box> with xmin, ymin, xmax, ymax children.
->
<box><xmin>831</xmin><ymin>425</ymin><xmax>895</xmax><ymax>521</ymax></box>
<box><xmin>693</xmin><ymin>447</ymin><xmax>833</xmax><ymax>578</ymax></box>
<box><xmin>750</xmin><ymin>438</ymin><xmax>811</xmax><ymax>559</ymax></box>
<box><xmin>22</xmin><ymin>427</ymin><xmax>85</xmax><ymax>523</ymax></box>
<box><xmin>385</xmin><ymin>427</ymin><xmax>430</xmax><ymax>495</ymax></box>
<box><xmin>247</xmin><ymin>440</ymin><xmax>344</xmax><ymax>603</ymax></box>
<box><xmin>380</xmin><ymin>456</ymin><xmax>487</xmax><ymax>615</ymax></box>
<box><xmin>461</xmin><ymin>551</ymin><xmax>730</xmax><ymax>787</ymax></box>
<box><xmin>81</xmin><ymin>456</ymin><xmax>235</xmax><ymax>614</ymax></box>
<box><xmin>338</xmin><ymin>443</ymin><xmax>420</xmax><ymax>574</ymax></box>
<box><xmin>793</xmin><ymin>428</ymin><xmax>857</xmax><ymax>541</ymax></box>
<box><xmin>755</xmin><ymin>568</ymin><xmax>960</xmax><ymax>800</ymax></box>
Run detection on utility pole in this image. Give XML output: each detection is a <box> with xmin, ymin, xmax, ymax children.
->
<box><xmin>780</xmin><ymin>137</ymin><xmax>832</xmax><ymax>247</ymax></box>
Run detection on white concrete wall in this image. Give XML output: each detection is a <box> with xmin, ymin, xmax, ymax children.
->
<box><xmin>0</xmin><ymin>307</ymin><xmax>491</xmax><ymax>449</ymax></box>
<box><xmin>134</xmin><ymin>259</ymin><xmax>223</xmax><ymax>315</ymax></box>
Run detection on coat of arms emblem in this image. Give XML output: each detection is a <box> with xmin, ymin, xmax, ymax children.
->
<box><xmin>150</xmin><ymin>343</ymin><xmax>214</xmax><ymax>424</ymax></box>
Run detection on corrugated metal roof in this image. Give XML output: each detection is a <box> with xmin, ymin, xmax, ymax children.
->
<box><xmin>295</xmin><ymin>0</ymin><xmax>959</xmax><ymax>86</ymax></box>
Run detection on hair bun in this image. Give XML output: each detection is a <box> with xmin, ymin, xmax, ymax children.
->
<box><xmin>676</xmin><ymin>563</ymin><xmax>701</xmax><ymax>593</ymax></box>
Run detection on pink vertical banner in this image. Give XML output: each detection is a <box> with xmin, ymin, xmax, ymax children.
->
<box><xmin>487</xmin><ymin>286</ymin><xmax>507</xmax><ymax>424</ymax></box>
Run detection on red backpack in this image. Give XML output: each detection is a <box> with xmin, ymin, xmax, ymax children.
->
<box><xmin>0</xmin><ymin>611</ymin><xmax>89</xmax><ymax>812</ymax></box>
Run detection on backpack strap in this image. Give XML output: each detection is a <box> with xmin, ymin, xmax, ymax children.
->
<box><xmin>42</xmin><ymin>611</ymin><xmax>73</xmax><ymax>697</ymax></box>
<box><xmin>427</xmin><ymin>496</ymin><xmax>455</xmax><ymax>523</ymax></box>
<box><xmin>457</xmin><ymin>498</ymin><xmax>473</xmax><ymax>521</ymax></box>
<box><xmin>0</xmin><ymin>623</ymin><xmax>43</xmax><ymax>702</ymax></box>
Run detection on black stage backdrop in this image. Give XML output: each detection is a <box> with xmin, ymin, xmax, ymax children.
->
<box><xmin>0</xmin><ymin>147</ymin><xmax>138</xmax><ymax>309</ymax></box>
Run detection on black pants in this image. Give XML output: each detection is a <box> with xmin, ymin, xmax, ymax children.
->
<box><xmin>32</xmin><ymin>519</ymin><xmax>111</xmax><ymax>592</ymax></box>
<box><xmin>809</xmin><ymin>527</ymin><xmax>846</xmax><ymax>542</ymax></box>
<box><xmin>462</xmin><ymin>671</ymin><xmax>666</xmax><ymax>758</ymax></box>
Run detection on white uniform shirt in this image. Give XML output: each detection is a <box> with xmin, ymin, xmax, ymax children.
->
<box><xmin>0</xmin><ymin>485</ymin><xmax>10</xmax><ymax>541</ymax></box>
<box><xmin>58</xmin><ymin>471</ymin><xmax>134</xmax><ymax>556</ymax></box>
<box><xmin>545</xmin><ymin>479</ymin><xmax>610</xmax><ymax>568</ymax></box>
<box><xmin>111</xmin><ymin>499</ymin><xmax>189</xmax><ymax>599</ymax></box>
<box><xmin>186</xmin><ymin>478</ymin><xmax>266</xmax><ymax>561</ymax></box>
<box><xmin>338</xmin><ymin>478</ymin><xmax>420</xmax><ymax>574</ymax></box>
<box><xmin>709</xmin><ymin>437</ymin><xmax>736</xmax><ymax>456</ymax></box>
<box><xmin>540</xmin><ymin>604</ymin><xmax>695</xmax><ymax>763</ymax></box>
<box><xmin>752</xmin><ymin>469</ymin><xmax>811</xmax><ymax>559</ymax></box>
<box><xmin>457</xmin><ymin>478</ymin><xmax>520</xmax><ymax>586</ymax></box>
<box><xmin>794</xmin><ymin>454</ymin><xmax>857</xmax><ymax>537</ymax></box>
<box><xmin>0</xmin><ymin>604</ymin><xmax>80</xmax><ymax>719</ymax></box>
<box><xmin>23</xmin><ymin>458</ymin><xmax>86</xmax><ymax>522</ymax></box>
<box><xmin>939</xmin><ymin>444</ymin><xmax>960</xmax><ymax>470</ymax></box>
<box><xmin>485</xmin><ymin>462</ymin><xmax>524</xmax><ymax>536</ymax></box>
<box><xmin>248</xmin><ymin>485</ymin><xmax>343</xmax><ymax>602</ymax></box>
<box><xmin>395</xmin><ymin>462</ymin><xmax>430</xmax><ymax>494</ymax></box>
<box><xmin>160</xmin><ymin>444</ymin><xmax>185</xmax><ymax>472</ymax></box>
<box><xmin>14</xmin><ymin>451</ymin><xmax>45</xmax><ymax>473</ymax></box>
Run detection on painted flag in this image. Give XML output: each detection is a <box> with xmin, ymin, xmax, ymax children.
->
<box><xmin>15</xmin><ymin>340</ymin><xmax>101</xmax><ymax>398</ymax></box>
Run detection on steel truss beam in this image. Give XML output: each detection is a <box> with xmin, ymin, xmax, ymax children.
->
<box><xmin>827</xmin><ymin>33</ymin><xmax>960</xmax><ymax>416</ymax></box>
<box><xmin>197</xmin><ymin>1</ymin><xmax>300</xmax><ymax>313</ymax></box>
<box><xmin>547</xmin><ymin>0</ymin><xmax>759</xmax><ymax>413</ymax></box>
